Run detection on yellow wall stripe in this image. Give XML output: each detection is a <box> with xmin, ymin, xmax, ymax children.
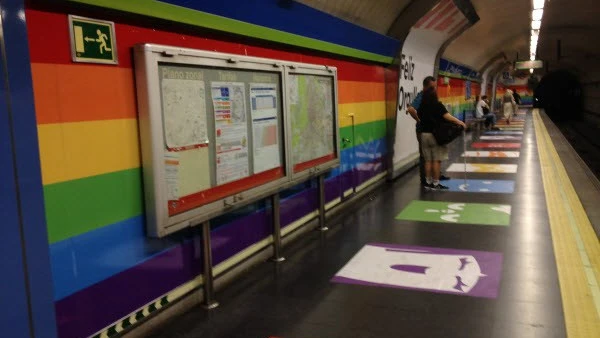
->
<box><xmin>38</xmin><ymin>119</ymin><xmax>141</xmax><ymax>185</ymax></box>
<box><xmin>533</xmin><ymin>109</ymin><xmax>600</xmax><ymax>337</ymax></box>
<box><xmin>38</xmin><ymin>102</ymin><xmax>387</xmax><ymax>184</ymax></box>
<box><xmin>338</xmin><ymin>101</ymin><xmax>386</xmax><ymax>127</ymax></box>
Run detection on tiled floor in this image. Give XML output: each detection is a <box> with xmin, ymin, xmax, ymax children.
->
<box><xmin>146</xmin><ymin>111</ymin><xmax>567</xmax><ymax>338</ymax></box>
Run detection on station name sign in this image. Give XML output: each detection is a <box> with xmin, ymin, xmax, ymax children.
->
<box><xmin>514</xmin><ymin>60</ymin><xmax>543</xmax><ymax>70</ymax></box>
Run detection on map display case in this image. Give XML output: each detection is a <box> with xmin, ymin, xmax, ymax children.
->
<box><xmin>285</xmin><ymin>64</ymin><xmax>340</xmax><ymax>181</ymax></box>
<box><xmin>135</xmin><ymin>44</ymin><xmax>339</xmax><ymax>238</ymax></box>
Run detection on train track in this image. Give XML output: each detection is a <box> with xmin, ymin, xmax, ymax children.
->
<box><xmin>555</xmin><ymin>111</ymin><xmax>600</xmax><ymax>179</ymax></box>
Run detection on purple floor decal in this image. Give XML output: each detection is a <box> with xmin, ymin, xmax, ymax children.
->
<box><xmin>332</xmin><ymin>243</ymin><xmax>503</xmax><ymax>298</ymax></box>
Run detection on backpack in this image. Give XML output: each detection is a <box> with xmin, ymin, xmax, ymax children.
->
<box><xmin>433</xmin><ymin>120</ymin><xmax>464</xmax><ymax>145</ymax></box>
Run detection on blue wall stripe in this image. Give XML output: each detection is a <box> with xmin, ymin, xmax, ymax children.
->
<box><xmin>161</xmin><ymin>0</ymin><xmax>400</xmax><ymax>57</ymax></box>
<box><xmin>50</xmin><ymin>137</ymin><xmax>387</xmax><ymax>300</ymax></box>
<box><xmin>50</xmin><ymin>216</ymin><xmax>188</xmax><ymax>301</ymax></box>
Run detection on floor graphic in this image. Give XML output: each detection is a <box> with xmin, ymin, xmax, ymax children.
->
<box><xmin>480</xmin><ymin>135</ymin><xmax>522</xmax><ymax>140</ymax></box>
<box><xmin>446</xmin><ymin>163</ymin><xmax>518</xmax><ymax>173</ymax></box>
<box><xmin>443</xmin><ymin>179</ymin><xmax>515</xmax><ymax>193</ymax></box>
<box><xmin>471</xmin><ymin>142</ymin><xmax>521</xmax><ymax>149</ymax></box>
<box><xmin>462</xmin><ymin>151</ymin><xmax>520</xmax><ymax>158</ymax></box>
<box><xmin>331</xmin><ymin>243</ymin><xmax>503</xmax><ymax>298</ymax></box>
<box><xmin>484</xmin><ymin>131</ymin><xmax>523</xmax><ymax>135</ymax></box>
<box><xmin>395</xmin><ymin>200</ymin><xmax>512</xmax><ymax>226</ymax></box>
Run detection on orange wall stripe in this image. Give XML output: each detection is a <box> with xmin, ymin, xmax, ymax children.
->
<box><xmin>31</xmin><ymin>63</ymin><xmax>137</xmax><ymax>124</ymax></box>
<box><xmin>338</xmin><ymin>81</ymin><xmax>385</xmax><ymax>103</ymax></box>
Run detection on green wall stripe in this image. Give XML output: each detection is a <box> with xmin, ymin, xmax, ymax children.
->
<box><xmin>44</xmin><ymin>168</ymin><xmax>143</xmax><ymax>244</ymax></box>
<box><xmin>44</xmin><ymin>120</ymin><xmax>386</xmax><ymax>243</ymax></box>
<box><xmin>65</xmin><ymin>0</ymin><xmax>393</xmax><ymax>64</ymax></box>
<box><xmin>340</xmin><ymin>119</ymin><xmax>386</xmax><ymax>148</ymax></box>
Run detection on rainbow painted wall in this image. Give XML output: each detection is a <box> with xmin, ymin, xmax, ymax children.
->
<box><xmin>437</xmin><ymin>77</ymin><xmax>481</xmax><ymax>121</ymax></box>
<box><xmin>508</xmin><ymin>85</ymin><xmax>535</xmax><ymax>105</ymax></box>
<box><xmin>26</xmin><ymin>3</ymin><xmax>398</xmax><ymax>337</ymax></box>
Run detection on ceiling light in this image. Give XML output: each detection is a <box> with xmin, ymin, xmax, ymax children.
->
<box><xmin>532</xmin><ymin>9</ymin><xmax>544</xmax><ymax>21</ymax></box>
<box><xmin>531</xmin><ymin>29</ymin><xmax>540</xmax><ymax>37</ymax></box>
<box><xmin>530</xmin><ymin>69</ymin><xmax>534</xmax><ymax>73</ymax></box>
<box><xmin>533</xmin><ymin>0</ymin><xmax>545</xmax><ymax>10</ymax></box>
<box><xmin>531</xmin><ymin>35</ymin><xmax>538</xmax><ymax>42</ymax></box>
<box><xmin>531</xmin><ymin>20</ymin><xmax>541</xmax><ymax>29</ymax></box>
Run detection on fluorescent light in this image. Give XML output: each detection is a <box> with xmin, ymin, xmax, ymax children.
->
<box><xmin>532</xmin><ymin>9</ymin><xmax>544</xmax><ymax>21</ymax></box>
<box><xmin>531</xmin><ymin>35</ymin><xmax>538</xmax><ymax>42</ymax></box>
<box><xmin>530</xmin><ymin>69</ymin><xmax>534</xmax><ymax>73</ymax></box>
<box><xmin>530</xmin><ymin>53</ymin><xmax>536</xmax><ymax>61</ymax></box>
<box><xmin>531</xmin><ymin>29</ymin><xmax>540</xmax><ymax>37</ymax></box>
<box><xmin>533</xmin><ymin>0</ymin><xmax>545</xmax><ymax>10</ymax></box>
<box><xmin>532</xmin><ymin>20</ymin><xmax>541</xmax><ymax>29</ymax></box>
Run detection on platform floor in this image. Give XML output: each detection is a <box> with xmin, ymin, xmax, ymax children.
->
<box><xmin>145</xmin><ymin>109</ymin><xmax>600</xmax><ymax>338</ymax></box>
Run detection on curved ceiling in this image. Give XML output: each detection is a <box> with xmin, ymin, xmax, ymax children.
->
<box><xmin>296</xmin><ymin>0</ymin><xmax>412</xmax><ymax>35</ymax></box>
<box><xmin>298</xmin><ymin>0</ymin><xmax>600</xmax><ymax>81</ymax></box>
<box><xmin>442</xmin><ymin>0</ymin><xmax>531</xmax><ymax>71</ymax></box>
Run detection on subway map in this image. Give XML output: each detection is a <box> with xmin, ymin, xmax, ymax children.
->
<box><xmin>288</xmin><ymin>74</ymin><xmax>335</xmax><ymax>166</ymax></box>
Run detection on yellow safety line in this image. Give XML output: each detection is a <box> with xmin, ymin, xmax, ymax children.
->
<box><xmin>533</xmin><ymin>109</ymin><xmax>600</xmax><ymax>337</ymax></box>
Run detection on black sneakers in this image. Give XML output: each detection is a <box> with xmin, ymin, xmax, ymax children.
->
<box><xmin>439</xmin><ymin>174</ymin><xmax>450</xmax><ymax>181</ymax></box>
<box><xmin>424</xmin><ymin>183</ymin><xmax>449</xmax><ymax>191</ymax></box>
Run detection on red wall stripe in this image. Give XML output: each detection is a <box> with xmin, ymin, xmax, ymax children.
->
<box><xmin>26</xmin><ymin>9</ymin><xmax>386</xmax><ymax>83</ymax></box>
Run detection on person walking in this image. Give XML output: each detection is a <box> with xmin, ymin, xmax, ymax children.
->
<box><xmin>418</xmin><ymin>87</ymin><xmax>466</xmax><ymax>190</ymax></box>
<box><xmin>502</xmin><ymin>89</ymin><xmax>517</xmax><ymax>124</ymax></box>
<box><xmin>407</xmin><ymin>76</ymin><xmax>450</xmax><ymax>187</ymax></box>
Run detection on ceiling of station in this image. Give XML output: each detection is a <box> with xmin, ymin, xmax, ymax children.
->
<box><xmin>442</xmin><ymin>0</ymin><xmax>531</xmax><ymax>71</ymax></box>
<box><xmin>296</xmin><ymin>0</ymin><xmax>412</xmax><ymax>34</ymax></box>
<box><xmin>299</xmin><ymin>0</ymin><xmax>600</xmax><ymax>80</ymax></box>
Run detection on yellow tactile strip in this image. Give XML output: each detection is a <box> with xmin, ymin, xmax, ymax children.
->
<box><xmin>533</xmin><ymin>109</ymin><xmax>600</xmax><ymax>337</ymax></box>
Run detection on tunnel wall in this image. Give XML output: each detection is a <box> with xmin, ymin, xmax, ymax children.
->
<box><xmin>25</xmin><ymin>3</ymin><xmax>398</xmax><ymax>338</ymax></box>
<box><xmin>583</xmin><ymin>83</ymin><xmax>600</xmax><ymax>115</ymax></box>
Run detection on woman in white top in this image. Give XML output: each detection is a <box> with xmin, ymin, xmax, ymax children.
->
<box><xmin>502</xmin><ymin>89</ymin><xmax>518</xmax><ymax>124</ymax></box>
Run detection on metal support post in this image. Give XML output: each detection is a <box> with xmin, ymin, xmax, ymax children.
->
<box><xmin>201</xmin><ymin>221</ymin><xmax>219</xmax><ymax>310</ymax></box>
<box><xmin>317</xmin><ymin>174</ymin><xmax>329</xmax><ymax>232</ymax></box>
<box><xmin>270</xmin><ymin>193</ymin><xmax>285</xmax><ymax>262</ymax></box>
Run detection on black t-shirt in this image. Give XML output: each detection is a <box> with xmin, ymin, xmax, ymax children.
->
<box><xmin>418</xmin><ymin>101</ymin><xmax>448</xmax><ymax>133</ymax></box>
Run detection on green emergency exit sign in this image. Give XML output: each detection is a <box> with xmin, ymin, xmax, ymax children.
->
<box><xmin>68</xmin><ymin>15</ymin><xmax>118</xmax><ymax>64</ymax></box>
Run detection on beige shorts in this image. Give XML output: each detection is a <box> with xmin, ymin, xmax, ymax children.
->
<box><xmin>420</xmin><ymin>133</ymin><xmax>448</xmax><ymax>161</ymax></box>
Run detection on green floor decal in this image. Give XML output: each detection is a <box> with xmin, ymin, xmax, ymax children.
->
<box><xmin>396</xmin><ymin>201</ymin><xmax>511</xmax><ymax>226</ymax></box>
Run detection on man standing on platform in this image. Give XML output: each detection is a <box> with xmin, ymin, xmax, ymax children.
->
<box><xmin>407</xmin><ymin>76</ymin><xmax>451</xmax><ymax>187</ymax></box>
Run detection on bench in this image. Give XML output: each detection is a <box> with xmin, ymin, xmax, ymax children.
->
<box><xmin>466</xmin><ymin>117</ymin><xmax>486</xmax><ymax>132</ymax></box>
